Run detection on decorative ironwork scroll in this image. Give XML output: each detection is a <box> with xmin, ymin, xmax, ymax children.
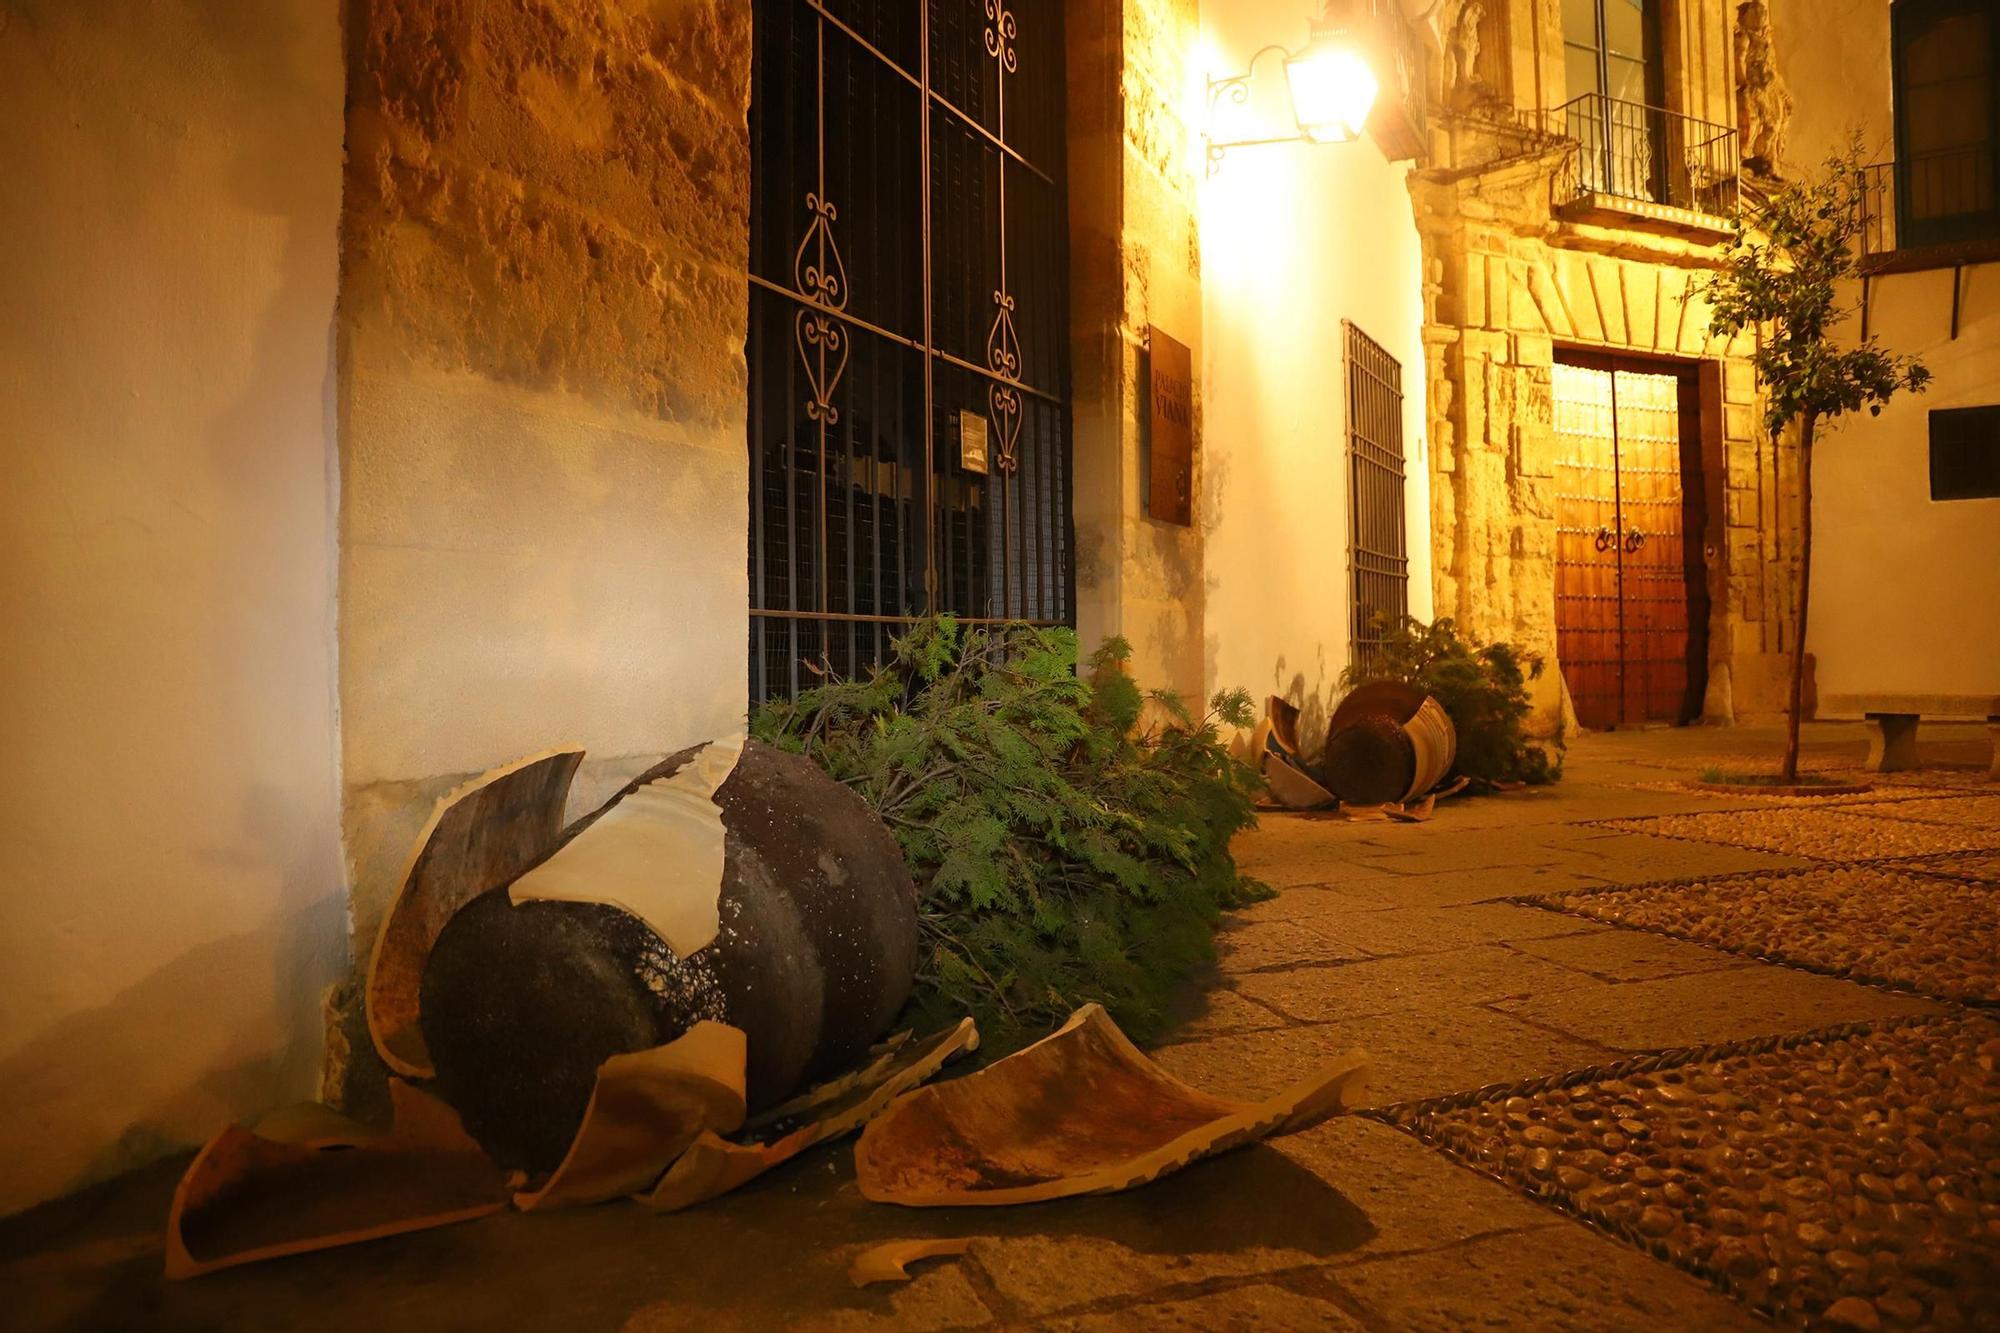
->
<box><xmin>793</xmin><ymin>192</ymin><xmax>849</xmax><ymax>425</ymax></box>
<box><xmin>986</xmin><ymin>291</ymin><xmax>1024</xmax><ymax>473</ymax></box>
<box><xmin>984</xmin><ymin>0</ymin><xmax>1018</xmax><ymax>74</ymax></box>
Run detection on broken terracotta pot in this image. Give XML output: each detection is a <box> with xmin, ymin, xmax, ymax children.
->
<box><xmin>639</xmin><ymin>1018</ymin><xmax>978</xmax><ymax>1212</ymax></box>
<box><xmin>366</xmin><ymin>748</ymin><xmax>585</xmax><ymax>1080</ymax></box>
<box><xmin>165</xmin><ymin>1081</ymin><xmax>510</xmax><ymax>1280</ymax></box>
<box><xmin>512</xmin><ymin>1020</ymin><xmax>749</xmax><ymax>1211</ymax></box>
<box><xmin>1250</xmin><ymin>695</ymin><xmax>1336</xmax><ymax>811</ymax></box>
<box><xmin>1321</xmin><ymin>682</ymin><xmax>1457</xmax><ymax>807</ymax></box>
<box><xmin>854</xmin><ymin>1004</ymin><xmax>1370</xmax><ymax>1207</ymax></box>
<box><xmin>392</xmin><ymin>737</ymin><xmax>920</xmax><ymax>1177</ymax></box>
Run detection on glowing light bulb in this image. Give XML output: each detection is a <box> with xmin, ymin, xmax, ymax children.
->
<box><xmin>1284</xmin><ymin>36</ymin><xmax>1379</xmax><ymax>145</ymax></box>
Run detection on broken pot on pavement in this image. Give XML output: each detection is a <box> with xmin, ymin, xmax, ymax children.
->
<box><xmin>169</xmin><ymin>734</ymin><xmax>948</xmax><ymax>1272</ymax></box>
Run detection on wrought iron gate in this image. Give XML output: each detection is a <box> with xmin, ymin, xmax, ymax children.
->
<box><xmin>747</xmin><ymin>0</ymin><xmax>1075</xmax><ymax>701</ymax></box>
<box><xmin>1344</xmin><ymin>321</ymin><xmax>1409</xmax><ymax>673</ymax></box>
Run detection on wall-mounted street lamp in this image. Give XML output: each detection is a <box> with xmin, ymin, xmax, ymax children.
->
<box><xmin>1207</xmin><ymin>23</ymin><xmax>1380</xmax><ymax>173</ymax></box>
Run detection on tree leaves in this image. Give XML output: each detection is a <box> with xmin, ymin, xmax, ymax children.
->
<box><xmin>751</xmin><ymin>616</ymin><xmax>1266</xmax><ymax>1049</ymax></box>
<box><xmin>1696</xmin><ymin>135</ymin><xmax>1930</xmax><ymax>439</ymax></box>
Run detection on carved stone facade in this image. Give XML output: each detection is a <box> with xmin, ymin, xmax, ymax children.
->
<box><xmin>1413</xmin><ymin>0</ymin><xmax>1805</xmax><ymax>730</ymax></box>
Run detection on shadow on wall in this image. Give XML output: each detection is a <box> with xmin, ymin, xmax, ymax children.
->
<box><xmin>0</xmin><ymin>889</ymin><xmax>347</xmax><ymax>1210</ymax></box>
<box><xmin>1272</xmin><ymin>645</ymin><xmax>1344</xmax><ymax>763</ymax></box>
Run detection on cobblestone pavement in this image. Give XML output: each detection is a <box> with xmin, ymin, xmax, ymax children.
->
<box><xmin>2</xmin><ymin>723</ymin><xmax>1992</xmax><ymax>1331</ymax></box>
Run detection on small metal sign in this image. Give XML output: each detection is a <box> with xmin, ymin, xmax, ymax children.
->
<box><xmin>959</xmin><ymin>409</ymin><xmax>989</xmax><ymax>475</ymax></box>
<box><xmin>1147</xmin><ymin>326</ymin><xmax>1194</xmax><ymax>526</ymax></box>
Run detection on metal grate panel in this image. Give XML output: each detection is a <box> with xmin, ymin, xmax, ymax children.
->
<box><xmin>748</xmin><ymin>0</ymin><xmax>1075</xmax><ymax>701</ymax></box>
<box><xmin>1345</xmin><ymin>321</ymin><xmax>1409</xmax><ymax>675</ymax></box>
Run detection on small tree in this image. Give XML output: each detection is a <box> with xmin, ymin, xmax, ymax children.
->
<box><xmin>1697</xmin><ymin>139</ymin><xmax>1929</xmax><ymax>782</ymax></box>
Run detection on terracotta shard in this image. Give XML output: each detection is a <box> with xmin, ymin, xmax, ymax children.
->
<box><xmin>366</xmin><ymin>748</ymin><xmax>585</xmax><ymax>1077</ymax></box>
<box><xmin>165</xmin><ymin>1081</ymin><xmax>509</xmax><ymax>1280</ymax></box>
<box><xmin>848</xmin><ymin>1237</ymin><xmax>977</xmax><ymax>1287</ymax></box>
<box><xmin>855</xmin><ymin>1004</ymin><xmax>1371</xmax><ymax>1207</ymax></box>
<box><xmin>514</xmin><ymin>1021</ymin><xmax>748</xmax><ymax>1212</ymax></box>
<box><xmin>639</xmin><ymin>1018</ymin><xmax>979</xmax><ymax>1213</ymax></box>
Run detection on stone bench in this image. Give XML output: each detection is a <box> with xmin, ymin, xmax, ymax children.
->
<box><xmin>1819</xmin><ymin>693</ymin><xmax>2000</xmax><ymax>777</ymax></box>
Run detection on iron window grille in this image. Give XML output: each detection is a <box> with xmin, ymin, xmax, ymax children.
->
<box><xmin>1344</xmin><ymin>321</ymin><xmax>1409</xmax><ymax>675</ymax></box>
<box><xmin>747</xmin><ymin>0</ymin><xmax>1076</xmax><ymax>702</ymax></box>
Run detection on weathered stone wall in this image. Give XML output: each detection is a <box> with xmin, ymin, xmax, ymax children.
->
<box><xmin>336</xmin><ymin>0</ymin><xmax>754</xmax><ymax>1096</ymax></box>
<box><xmin>1066</xmin><ymin>0</ymin><xmax>1205</xmax><ymax>702</ymax></box>
<box><xmin>1415</xmin><ymin>0</ymin><xmax>1804</xmax><ymax>728</ymax></box>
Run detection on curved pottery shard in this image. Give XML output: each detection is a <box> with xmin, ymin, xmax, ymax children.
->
<box><xmin>849</xmin><ymin>1237</ymin><xmax>978</xmax><ymax>1287</ymax></box>
<box><xmin>165</xmin><ymin>1082</ymin><xmax>509</xmax><ymax>1280</ymax></box>
<box><xmin>366</xmin><ymin>748</ymin><xmax>585</xmax><ymax>1077</ymax></box>
<box><xmin>639</xmin><ymin>1018</ymin><xmax>979</xmax><ymax>1213</ymax></box>
<box><xmin>855</xmin><ymin>1004</ymin><xmax>1371</xmax><ymax>1207</ymax></box>
<box><xmin>508</xmin><ymin>733</ymin><xmax>744</xmax><ymax>958</ymax></box>
<box><xmin>514</xmin><ymin>1021</ymin><xmax>748</xmax><ymax>1212</ymax></box>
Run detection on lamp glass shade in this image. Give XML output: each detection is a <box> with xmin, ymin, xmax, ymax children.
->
<box><xmin>1284</xmin><ymin>37</ymin><xmax>1379</xmax><ymax>144</ymax></box>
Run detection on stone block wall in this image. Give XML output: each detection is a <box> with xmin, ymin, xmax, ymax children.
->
<box><xmin>1066</xmin><ymin>0</ymin><xmax>1205</xmax><ymax>702</ymax></box>
<box><xmin>334</xmin><ymin>0</ymin><xmax>754</xmax><ymax>1100</ymax></box>
<box><xmin>1413</xmin><ymin>0</ymin><xmax>1806</xmax><ymax>729</ymax></box>
<box><xmin>1413</xmin><ymin>154</ymin><xmax>1803</xmax><ymax>728</ymax></box>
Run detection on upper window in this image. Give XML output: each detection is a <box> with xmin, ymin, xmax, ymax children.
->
<box><xmin>1563</xmin><ymin>0</ymin><xmax>1662</xmax><ymax>106</ymax></box>
<box><xmin>1893</xmin><ymin>0</ymin><xmax>2000</xmax><ymax>248</ymax></box>
<box><xmin>1930</xmin><ymin>406</ymin><xmax>2000</xmax><ymax>501</ymax></box>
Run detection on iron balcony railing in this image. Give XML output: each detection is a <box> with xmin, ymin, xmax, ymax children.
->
<box><xmin>1547</xmin><ymin>93</ymin><xmax>1739</xmax><ymax>220</ymax></box>
<box><xmin>1860</xmin><ymin>160</ymin><xmax>1898</xmax><ymax>259</ymax></box>
<box><xmin>1860</xmin><ymin>151</ymin><xmax>2000</xmax><ymax>260</ymax></box>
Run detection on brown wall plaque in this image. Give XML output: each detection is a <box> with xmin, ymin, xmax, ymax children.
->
<box><xmin>1147</xmin><ymin>326</ymin><xmax>1193</xmax><ymax>526</ymax></box>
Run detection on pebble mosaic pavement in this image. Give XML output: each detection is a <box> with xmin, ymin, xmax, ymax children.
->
<box><xmin>1460</xmin><ymin>778</ymin><xmax>2000</xmax><ymax>1329</ymax></box>
<box><xmin>1380</xmin><ymin>1018</ymin><xmax>2000</xmax><ymax>1329</ymax></box>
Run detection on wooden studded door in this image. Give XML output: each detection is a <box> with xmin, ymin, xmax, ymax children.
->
<box><xmin>1553</xmin><ymin>359</ymin><xmax>1700</xmax><ymax>729</ymax></box>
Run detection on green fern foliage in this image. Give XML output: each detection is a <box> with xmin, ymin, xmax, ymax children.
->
<box><xmin>751</xmin><ymin>617</ymin><xmax>1266</xmax><ymax>1049</ymax></box>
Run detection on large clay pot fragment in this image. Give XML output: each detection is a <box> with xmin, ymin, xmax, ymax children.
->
<box><xmin>165</xmin><ymin>1082</ymin><xmax>509</xmax><ymax>1280</ymax></box>
<box><xmin>366</xmin><ymin>749</ymin><xmax>584</xmax><ymax>1078</ymax></box>
<box><xmin>855</xmin><ymin>1005</ymin><xmax>1370</xmax><ymax>1207</ymax></box>
<box><xmin>418</xmin><ymin>738</ymin><xmax>920</xmax><ymax>1177</ymax></box>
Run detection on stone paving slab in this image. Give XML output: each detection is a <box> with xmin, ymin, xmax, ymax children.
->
<box><xmin>1325</xmin><ymin>1215</ymin><xmax>1766</xmax><ymax>1332</ymax></box>
<box><xmin>1537</xmin><ymin>862</ymin><xmax>2000</xmax><ymax>1005</ymax></box>
<box><xmin>1277</xmin><ymin>901</ymin><xmax>1615</xmax><ymax>957</ymax></box>
<box><xmin>1304</xmin><ymin>864</ymin><xmax>1627</xmax><ymax>908</ymax></box>
<box><xmin>1508</xmin><ymin>927</ymin><xmax>1765</xmax><ymax>985</ymax></box>
<box><xmin>1214</xmin><ymin>916</ymin><xmax>1372</xmax><ymax>973</ymax></box>
<box><xmin>1554</xmin><ymin>828</ymin><xmax>1816</xmax><ymax>880</ymax></box>
<box><xmin>1165</xmin><ymin>982</ymin><xmax>1295</xmax><ymax>1042</ymax></box>
<box><xmin>1489</xmin><ymin>966</ymin><xmax>1942</xmax><ymax>1055</ymax></box>
<box><xmin>1385</xmin><ymin>1016</ymin><xmax>2000</xmax><ymax>1329</ymax></box>
<box><xmin>1232</xmin><ymin>944</ymin><xmax>1607</xmax><ymax>1025</ymax></box>
<box><xmin>1153</xmin><ymin>1004</ymin><xmax>1618</xmax><ymax>1107</ymax></box>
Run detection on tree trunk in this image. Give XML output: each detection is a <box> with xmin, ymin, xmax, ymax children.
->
<box><xmin>1783</xmin><ymin>414</ymin><xmax>1817</xmax><ymax>783</ymax></box>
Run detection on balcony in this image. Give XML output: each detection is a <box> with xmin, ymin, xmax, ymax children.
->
<box><xmin>1859</xmin><ymin>154</ymin><xmax>2000</xmax><ymax>275</ymax></box>
<box><xmin>1545</xmin><ymin>94</ymin><xmax>1739</xmax><ymax>239</ymax></box>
